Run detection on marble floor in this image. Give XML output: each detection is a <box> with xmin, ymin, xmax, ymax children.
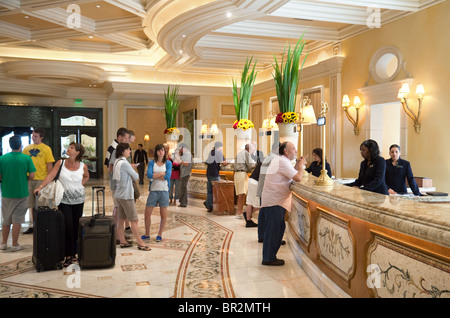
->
<box><xmin>0</xmin><ymin>179</ymin><xmax>325</xmax><ymax>299</ymax></box>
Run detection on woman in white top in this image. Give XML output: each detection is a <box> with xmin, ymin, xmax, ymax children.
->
<box><xmin>35</xmin><ymin>142</ymin><xmax>89</xmax><ymax>267</ymax></box>
<box><xmin>142</xmin><ymin>144</ymin><xmax>172</xmax><ymax>242</ymax></box>
<box><xmin>113</xmin><ymin>143</ymin><xmax>150</xmax><ymax>251</ymax></box>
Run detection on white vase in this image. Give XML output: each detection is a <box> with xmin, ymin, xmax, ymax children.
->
<box><xmin>278</xmin><ymin>123</ymin><xmax>299</xmax><ymax>150</ymax></box>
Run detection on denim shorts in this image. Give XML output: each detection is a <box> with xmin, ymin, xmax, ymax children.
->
<box><xmin>146</xmin><ymin>190</ymin><xmax>169</xmax><ymax>207</ymax></box>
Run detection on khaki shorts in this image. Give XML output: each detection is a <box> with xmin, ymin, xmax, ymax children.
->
<box><xmin>115</xmin><ymin>198</ymin><xmax>138</xmax><ymax>221</ymax></box>
<box><xmin>234</xmin><ymin>171</ymin><xmax>249</xmax><ymax>195</ymax></box>
<box><xmin>245</xmin><ymin>178</ymin><xmax>260</xmax><ymax>207</ymax></box>
<box><xmin>28</xmin><ymin>180</ymin><xmax>42</xmax><ymax>209</ymax></box>
<box><xmin>2</xmin><ymin>197</ymin><xmax>28</xmax><ymax>226</ymax></box>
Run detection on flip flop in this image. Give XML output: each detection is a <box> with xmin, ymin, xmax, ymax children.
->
<box><xmin>137</xmin><ymin>245</ymin><xmax>151</xmax><ymax>251</ymax></box>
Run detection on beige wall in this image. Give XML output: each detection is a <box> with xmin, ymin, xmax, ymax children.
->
<box><xmin>340</xmin><ymin>0</ymin><xmax>450</xmax><ymax>192</ymax></box>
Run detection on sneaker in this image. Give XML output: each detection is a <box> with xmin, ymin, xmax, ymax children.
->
<box><xmin>11</xmin><ymin>244</ymin><xmax>24</xmax><ymax>252</ymax></box>
<box><xmin>156</xmin><ymin>236</ymin><xmax>162</xmax><ymax>242</ymax></box>
<box><xmin>0</xmin><ymin>243</ymin><xmax>7</xmax><ymax>250</ymax></box>
<box><xmin>141</xmin><ymin>235</ymin><xmax>150</xmax><ymax>240</ymax></box>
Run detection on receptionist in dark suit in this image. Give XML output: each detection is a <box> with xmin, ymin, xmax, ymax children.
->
<box><xmin>306</xmin><ymin>148</ymin><xmax>332</xmax><ymax>178</ymax></box>
<box><xmin>346</xmin><ymin>139</ymin><xmax>389</xmax><ymax>195</ymax></box>
<box><xmin>385</xmin><ymin>144</ymin><xmax>421</xmax><ymax>196</ymax></box>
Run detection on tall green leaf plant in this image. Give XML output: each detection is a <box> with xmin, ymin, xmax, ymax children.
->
<box><xmin>232</xmin><ymin>57</ymin><xmax>258</xmax><ymax>121</ymax></box>
<box><xmin>163</xmin><ymin>84</ymin><xmax>180</xmax><ymax>129</ymax></box>
<box><xmin>272</xmin><ymin>35</ymin><xmax>307</xmax><ymax>114</ymax></box>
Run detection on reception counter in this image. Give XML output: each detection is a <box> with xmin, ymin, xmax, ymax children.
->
<box><xmin>287</xmin><ymin>175</ymin><xmax>450</xmax><ymax>298</ymax></box>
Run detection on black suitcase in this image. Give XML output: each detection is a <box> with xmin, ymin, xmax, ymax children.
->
<box><xmin>78</xmin><ymin>186</ymin><xmax>116</xmax><ymax>269</ymax></box>
<box><xmin>32</xmin><ymin>198</ymin><xmax>65</xmax><ymax>272</ymax></box>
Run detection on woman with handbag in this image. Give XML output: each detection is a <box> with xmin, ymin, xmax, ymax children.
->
<box><xmin>113</xmin><ymin>143</ymin><xmax>151</xmax><ymax>251</ymax></box>
<box><xmin>34</xmin><ymin>142</ymin><xmax>89</xmax><ymax>267</ymax></box>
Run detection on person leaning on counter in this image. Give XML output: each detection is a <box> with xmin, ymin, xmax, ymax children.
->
<box><xmin>346</xmin><ymin>139</ymin><xmax>389</xmax><ymax>195</ymax></box>
<box><xmin>385</xmin><ymin>144</ymin><xmax>421</xmax><ymax>196</ymax></box>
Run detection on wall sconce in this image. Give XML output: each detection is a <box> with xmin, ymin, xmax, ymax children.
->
<box><xmin>261</xmin><ymin>111</ymin><xmax>278</xmax><ymax>135</ymax></box>
<box><xmin>199</xmin><ymin>119</ymin><xmax>218</xmax><ymax>139</ymax></box>
<box><xmin>398</xmin><ymin>83</ymin><xmax>424</xmax><ymax>133</ymax></box>
<box><xmin>342</xmin><ymin>95</ymin><xmax>362</xmax><ymax>136</ymax></box>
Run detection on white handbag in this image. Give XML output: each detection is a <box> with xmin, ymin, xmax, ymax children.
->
<box><xmin>40</xmin><ymin>160</ymin><xmax>65</xmax><ymax>208</ymax></box>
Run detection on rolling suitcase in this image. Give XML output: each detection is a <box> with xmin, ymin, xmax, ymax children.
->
<box><xmin>32</xmin><ymin>197</ymin><xmax>65</xmax><ymax>272</ymax></box>
<box><xmin>78</xmin><ymin>186</ymin><xmax>116</xmax><ymax>269</ymax></box>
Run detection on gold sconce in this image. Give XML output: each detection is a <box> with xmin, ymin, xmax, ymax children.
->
<box><xmin>342</xmin><ymin>95</ymin><xmax>362</xmax><ymax>136</ymax></box>
<box><xmin>262</xmin><ymin>111</ymin><xmax>278</xmax><ymax>132</ymax></box>
<box><xmin>398</xmin><ymin>83</ymin><xmax>424</xmax><ymax>133</ymax></box>
<box><xmin>200</xmin><ymin>119</ymin><xmax>218</xmax><ymax>139</ymax></box>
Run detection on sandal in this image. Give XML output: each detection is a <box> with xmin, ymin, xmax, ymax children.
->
<box><xmin>137</xmin><ymin>245</ymin><xmax>151</xmax><ymax>251</ymax></box>
<box><xmin>120</xmin><ymin>242</ymin><xmax>133</xmax><ymax>248</ymax></box>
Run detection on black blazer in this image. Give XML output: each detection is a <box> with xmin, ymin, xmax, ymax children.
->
<box><xmin>385</xmin><ymin>158</ymin><xmax>421</xmax><ymax>195</ymax></box>
<box><xmin>347</xmin><ymin>156</ymin><xmax>388</xmax><ymax>195</ymax></box>
<box><xmin>306</xmin><ymin>161</ymin><xmax>332</xmax><ymax>178</ymax></box>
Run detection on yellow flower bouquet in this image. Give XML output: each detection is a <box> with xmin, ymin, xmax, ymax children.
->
<box><xmin>275</xmin><ymin>112</ymin><xmax>299</xmax><ymax>124</ymax></box>
<box><xmin>233</xmin><ymin>119</ymin><xmax>255</xmax><ymax>131</ymax></box>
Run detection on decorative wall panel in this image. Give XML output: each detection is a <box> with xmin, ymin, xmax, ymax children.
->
<box><xmin>290</xmin><ymin>193</ymin><xmax>311</xmax><ymax>249</ymax></box>
<box><xmin>368</xmin><ymin>233</ymin><xmax>450</xmax><ymax>298</ymax></box>
<box><xmin>317</xmin><ymin>208</ymin><xmax>355</xmax><ymax>284</ymax></box>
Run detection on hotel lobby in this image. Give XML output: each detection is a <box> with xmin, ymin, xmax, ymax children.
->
<box><xmin>0</xmin><ymin>0</ymin><xmax>449</xmax><ymax>299</ymax></box>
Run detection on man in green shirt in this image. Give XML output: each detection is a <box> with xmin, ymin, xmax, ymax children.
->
<box><xmin>0</xmin><ymin>135</ymin><xmax>36</xmax><ymax>252</ymax></box>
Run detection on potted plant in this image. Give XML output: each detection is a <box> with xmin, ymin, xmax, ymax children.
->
<box><xmin>232</xmin><ymin>57</ymin><xmax>258</xmax><ymax>132</ymax></box>
<box><xmin>272</xmin><ymin>35</ymin><xmax>307</xmax><ymax>141</ymax></box>
<box><xmin>163</xmin><ymin>84</ymin><xmax>180</xmax><ymax>138</ymax></box>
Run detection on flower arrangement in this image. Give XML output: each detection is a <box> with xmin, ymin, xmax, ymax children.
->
<box><xmin>163</xmin><ymin>84</ymin><xmax>180</xmax><ymax>134</ymax></box>
<box><xmin>164</xmin><ymin>127</ymin><xmax>179</xmax><ymax>135</ymax></box>
<box><xmin>272</xmin><ymin>34</ymin><xmax>307</xmax><ymax>123</ymax></box>
<box><xmin>275</xmin><ymin>112</ymin><xmax>299</xmax><ymax>124</ymax></box>
<box><xmin>232</xmin><ymin>57</ymin><xmax>257</xmax><ymax>130</ymax></box>
<box><xmin>233</xmin><ymin>119</ymin><xmax>254</xmax><ymax>131</ymax></box>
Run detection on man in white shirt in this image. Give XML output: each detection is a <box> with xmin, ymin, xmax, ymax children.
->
<box><xmin>260</xmin><ymin>141</ymin><xmax>307</xmax><ymax>266</ymax></box>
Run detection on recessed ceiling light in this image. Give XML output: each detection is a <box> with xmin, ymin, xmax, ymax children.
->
<box><xmin>24</xmin><ymin>15</ymin><xmax>29</xmax><ymax>19</ymax></box>
<box><xmin>96</xmin><ymin>5</ymin><xmax>101</xmax><ymax>8</ymax></box>
<box><xmin>89</xmin><ymin>35</ymin><xmax>94</xmax><ymax>39</ymax></box>
<box><xmin>226</xmin><ymin>12</ymin><xmax>232</xmax><ymax>18</ymax></box>
<box><xmin>182</xmin><ymin>34</ymin><xmax>186</xmax><ymax>38</ymax></box>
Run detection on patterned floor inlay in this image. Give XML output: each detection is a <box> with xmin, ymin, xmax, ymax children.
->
<box><xmin>0</xmin><ymin>181</ymin><xmax>325</xmax><ymax>298</ymax></box>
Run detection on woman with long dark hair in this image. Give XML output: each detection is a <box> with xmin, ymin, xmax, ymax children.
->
<box><xmin>305</xmin><ymin>148</ymin><xmax>332</xmax><ymax>178</ymax></box>
<box><xmin>113</xmin><ymin>143</ymin><xmax>150</xmax><ymax>251</ymax></box>
<box><xmin>346</xmin><ymin>139</ymin><xmax>388</xmax><ymax>195</ymax></box>
<box><xmin>142</xmin><ymin>144</ymin><xmax>172</xmax><ymax>242</ymax></box>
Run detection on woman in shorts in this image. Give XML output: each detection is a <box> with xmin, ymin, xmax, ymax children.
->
<box><xmin>142</xmin><ymin>144</ymin><xmax>172</xmax><ymax>242</ymax></box>
<box><xmin>113</xmin><ymin>143</ymin><xmax>151</xmax><ymax>251</ymax></box>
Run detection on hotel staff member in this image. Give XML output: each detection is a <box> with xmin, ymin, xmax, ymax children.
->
<box><xmin>385</xmin><ymin>144</ymin><xmax>421</xmax><ymax>196</ymax></box>
<box><xmin>346</xmin><ymin>139</ymin><xmax>389</xmax><ymax>195</ymax></box>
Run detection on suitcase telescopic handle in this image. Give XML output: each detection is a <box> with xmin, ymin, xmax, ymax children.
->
<box><xmin>91</xmin><ymin>186</ymin><xmax>106</xmax><ymax>216</ymax></box>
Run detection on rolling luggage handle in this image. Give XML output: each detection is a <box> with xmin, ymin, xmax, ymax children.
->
<box><xmin>89</xmin><ymin>186</ymin><xmax>106</xmax><ymax>227</ymax></box>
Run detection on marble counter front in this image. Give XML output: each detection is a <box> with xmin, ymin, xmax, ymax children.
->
<box><xmin>287</xmin><ymin>175</ymin><xmax>450</xmax><ymax>298</ymax></box>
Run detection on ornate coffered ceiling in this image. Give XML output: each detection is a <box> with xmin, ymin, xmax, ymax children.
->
<box><xmin>0</xmin><ymin>0</ymin><xmax>444</xmax><ymax>98</ymax></box>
